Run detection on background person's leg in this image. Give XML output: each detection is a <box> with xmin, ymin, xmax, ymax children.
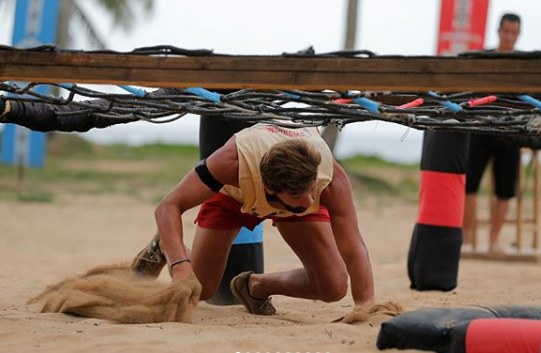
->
<box><xmin>490</xmin><ymin>199</ymin><xmax>509</xmax><ymax>253</ymax></box>
<box><xmin>492</xmin><ymin>142</ymin><xmax>520</xmax><ymax>253</ymax></box>
<box><xmin>249</xmin><ymin>221</ymin><xmax>348</xmax><ymax>303</ymax></box>
<box><xmin>464</xmin><ymin>134</ymin><xmax>491</xmax><ymax>246</ymax></box>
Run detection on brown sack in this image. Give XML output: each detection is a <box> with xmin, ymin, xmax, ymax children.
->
<box><xmin>332</xmin><ymin>301</ymin><xmax>405</xmax><ymax>324</ymax></box>
<box><xmin>28</xmin><ymin>263</ymin><xmax>202</xmax><ymax>324</ymax></box>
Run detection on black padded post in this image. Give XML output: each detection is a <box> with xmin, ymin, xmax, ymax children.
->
<box><xmin>408</xmin><ymin>131</ymin><xmax>469</xmax><ymax>291</ymax></box>
<box><xmin>199</xmin><ymin>116</ymin><xmax>264</xmax><ymax>305</ymax></box>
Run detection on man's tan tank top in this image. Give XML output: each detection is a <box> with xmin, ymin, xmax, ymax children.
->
<box><xmin>221</xmin><ymin>124</ymin><xmax>334</xmax><ymax>218</ymax></box>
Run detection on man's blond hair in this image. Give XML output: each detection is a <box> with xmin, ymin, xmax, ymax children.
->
<box><xmin>260</xmin><ymin>139</ymin><xmax>321</xmax><ymax>195</ymax></box>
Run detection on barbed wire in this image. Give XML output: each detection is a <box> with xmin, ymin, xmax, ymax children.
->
<box><xmin>1</xmin><ymin>45</ymin><xmax>541</xmax><ymax>135</ymax></box>
<box><xmin>2</xmin><ymin>43</ymin><xmax>541</xmax><ymax>59</ymax></box>
<box><xmin>2</xmin><ymin>81</ymin><xmax>541</xmax><ymax>136</ymax></box>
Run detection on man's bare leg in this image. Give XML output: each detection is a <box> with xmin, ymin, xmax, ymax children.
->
<box><xmin>490</xmin><ymin>198</ymin><xmax>509</xmax><ymax>253</ymax></box>
<box><xmin>249</xmin><ymin>221</ymin><xmax>348</xmax><ymax>303</ymax></box>
<box><xmin>190</xmin><ymin>226</ymin><xmax>241</xmax><ymax>300</ymax></box>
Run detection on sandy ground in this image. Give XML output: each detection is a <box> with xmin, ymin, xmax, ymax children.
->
<box><xmin>1</xmin><ymin>192</ymin><xmax>541</xmax><ymax>353</ymax></box>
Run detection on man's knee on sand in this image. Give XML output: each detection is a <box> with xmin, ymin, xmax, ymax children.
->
<box><xmin>193</xmin><ymin>257</ymin><xmax>234</xmax><ymax>301</ymax></box>
<box><xmin>312</xmin><ymin>269</ymin><xmax>349</xmax><ymax>303</ymax></box>
<box><xmin>317</xmin><ymin>282</ymin><xmax>348</xmax><ymax>303</ymax></box>
<box><xmin>198</xmin><ymin>279</ymin><xmax>222</xmax><ymax>301</ymax></box>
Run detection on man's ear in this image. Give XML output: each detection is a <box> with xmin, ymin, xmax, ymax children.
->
<box><xmin>264</xmin><ymin>186</ymin><xmax>274</xmax><ymax>195</ymax></box>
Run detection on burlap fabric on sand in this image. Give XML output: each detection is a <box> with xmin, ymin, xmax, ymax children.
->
<box><xmin>28</xmin><ymin>263</ymin><xmax>202</xmax><ymax>324</ymax></box>
<box><xmin>332</xmin><ymin>301</ymin><xmax>405</xmax><ymax>324</ymax></box>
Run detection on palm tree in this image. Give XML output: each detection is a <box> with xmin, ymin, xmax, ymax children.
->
<box><xmin>52</xmin><ymin>0</ymin><xmax>154</xmax><ymax>98</ymax></box>
<box><xmin>56</xmin><ymin>0</ymin><xmax>154</xmax><ymax>49</ymax></box>
<box><xmin>0</xmin><ymin>0</ymin><xmax>154</xmax><ymax>143</ymax></box>
<box><xmin>0</xmin><ymin>0</ymin><xmax>155</xmax><ymax>49</ymax></box>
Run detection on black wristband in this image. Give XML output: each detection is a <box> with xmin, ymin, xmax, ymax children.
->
<box><xmin>170</xmin><ymin>258</ymin><xmax>191</xmax><ymax>270</ymax></box>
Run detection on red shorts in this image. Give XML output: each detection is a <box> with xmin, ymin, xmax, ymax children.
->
<box><xmin>195</xmin><ymin>193</ymin><xmax>330</xmax><ymax>231</ymax></box>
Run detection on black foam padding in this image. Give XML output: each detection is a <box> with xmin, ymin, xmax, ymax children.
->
<box><xmin>408</xmin><ymin>224</ymin><xmax>462</xmax><ymax>291</ymax></box>
<box><xmin>447</xmin><ymin>321</ymin><xmax>470</xmax><ymax>353</ymax></box>
<box><xmin>407</xmin><ymin>131</ymin><xmax>468</xmax><ymax>292</ymax></box>
<box><xmin>420</xmin><ymin>131</ymin><xmax>469</xmax><ymax>173</ymax></box>
<box><xmin>199</xmin><ymin>115</ymin><xmax>253</xmax><ymax>159</ymax></box>
<box><xmin>4</xmin><ymin>87</ymin><xmax>184</xmax><ymax>132</ymax></box>
<box><xmin>377</xmin><ymin>306</ymin><xmax>541</xmax><ymax>353</ymax></box>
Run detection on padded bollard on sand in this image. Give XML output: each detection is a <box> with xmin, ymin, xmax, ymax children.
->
<box><xmin>377</xmin><ymin>305</ymin><xmax>541</xmax><ymax>353</ymax></box>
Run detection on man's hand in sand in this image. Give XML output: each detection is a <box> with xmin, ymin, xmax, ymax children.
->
<box><xmin>171</xmin><ymin>262</ymin><xmax>202</xmax><ymax>307</ymax></box>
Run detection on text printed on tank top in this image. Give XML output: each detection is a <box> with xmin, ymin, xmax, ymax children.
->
<box><xmin>259</xmin><ymin>126</ymin><xmax>306</xmax><ymax>137</ymax></box>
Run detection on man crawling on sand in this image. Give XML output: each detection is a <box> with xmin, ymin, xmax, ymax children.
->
<box><xmin>1</xmin><ymin>93</ymin><xmax>381</xmax><ymax>321</ymax></box>
<box><xmin>131</xmin><ymin>123</ymin><xmax>375</xmax><ymax>316</ymax></box>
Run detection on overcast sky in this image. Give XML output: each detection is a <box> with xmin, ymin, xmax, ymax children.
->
<box><xmin>65</xmin><ymin>0</ymin><xmax>541</xmax><ymax>54</ymax></box>
<box><xmin>67</xmin><ymin>0</ymin><xmax>541</xmax><ymax>54</ymax></box>
<box><xmin>0</xmin><ymin>0</ymin><xmax>540</xmax><ymax>162</ymax></box>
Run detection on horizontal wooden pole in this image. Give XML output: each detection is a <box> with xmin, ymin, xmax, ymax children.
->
<box><xmin>477</xmin><ymin>219</ymin><xmax>538</xmax><ymax>225</ymax></box>
<box><xmin>1</xmin><ymin>50</ymin><xmax>541</xmax><ymax>92</ymax></box>
<box><xmin>461</xmin><ymin>249</ymin><xmax>541</xmax><ymax>263</ymax></box>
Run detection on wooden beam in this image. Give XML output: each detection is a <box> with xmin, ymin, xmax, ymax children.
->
<box><xmin>461</xmin><ymin>247</ymin><xmax>541</xmax><ymax>263</ymax></box>
<box><xmin>1</xmin><ymin>50</ymin><xmax>541</xmax><ymax>92</ymax></box>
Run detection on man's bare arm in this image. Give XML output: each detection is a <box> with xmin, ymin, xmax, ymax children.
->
<box><xmin>155</xmin><ymin>137</ymin><xmax>239</xmax><ymax>282</ymax></box>
<box><xmin>320</xmin><ymin>160</ymin><xmax>375</xmax><ymax>304</ymax></box>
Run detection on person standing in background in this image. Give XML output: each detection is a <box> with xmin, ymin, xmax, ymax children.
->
<box><xmin>463</xmin><ymin>13</ymin><xmax>522</xmax><ymax>253</ymax></box>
